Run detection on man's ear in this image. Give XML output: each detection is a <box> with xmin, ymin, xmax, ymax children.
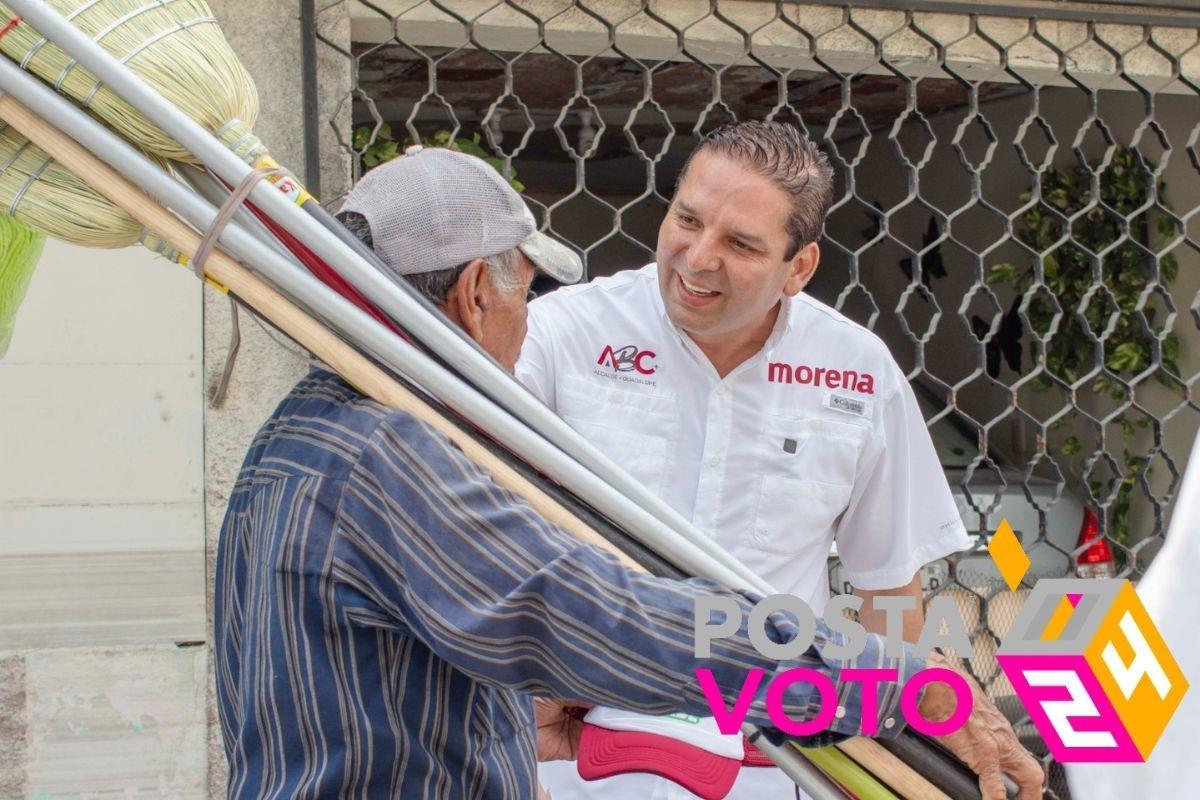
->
<box><xmin>443</xmin><ymin>258</ymin><xmax>491</xmax><ymax>344</ymax></box>
<box><xmin>783</xmin><ymin>241</ymin><xmax>820</xmax><ymax>297</ymax></box>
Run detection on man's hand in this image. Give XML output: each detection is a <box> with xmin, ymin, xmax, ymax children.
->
<box><xmin>534</xmin><ymin>698</ymin><xmax>590</xmax><ymax>762</ymax></box>
<box><xmin>920</xmin><ymin>652</ymin><xmax>1045</xmax><ymax>800</ymax></box>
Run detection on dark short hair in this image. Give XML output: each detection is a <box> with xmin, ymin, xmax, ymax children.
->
<box><xmin>337</xmin><ymin>210</ymin><xmax>466</xmax><ymax>304</ymax></box>
<box><xmin>678</xmin><ymin>120</ymin><xmax>834</xmax><ymax>259</ymax></box>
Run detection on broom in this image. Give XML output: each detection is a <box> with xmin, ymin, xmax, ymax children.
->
<box><xmin>0</xmin><ymin>211</ymin><xmax>43</xmax><ymax>355</ymax></box>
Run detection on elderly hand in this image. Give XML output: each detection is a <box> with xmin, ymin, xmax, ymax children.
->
<box><xmin>534</xmin><ymin>698</ymin><xmax>591</xmax><ymax>763</ymax></box>
<box><xmin>919</xmin><ymin>651</ymin><xmax>1045</xmax><ymax>800</ymax></box>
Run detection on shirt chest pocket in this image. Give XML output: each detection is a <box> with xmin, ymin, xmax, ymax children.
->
<box><xmin>557</xmin><ymin>376</ymin><xmax>678</xmax><ymax>499</ymax></box>
<box><xmin>751</xmin><ymin>415</ymin><xmax>869</xmax><ymax>556</ymax></box>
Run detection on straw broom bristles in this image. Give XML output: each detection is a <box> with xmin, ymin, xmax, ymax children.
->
<box><xmin>0</xmin><ymin>122</ymin><xmax>143</xmax><ymax>246</ymax></box>
<box><xmin>0</xmin><ymin>0</ymin><xmax>261</xmax><ymax>165</ymax></box>
<box><xmin>0</xmin><ymin>123</ymin><xmax>180</xmax><ymax>259</ymax></box>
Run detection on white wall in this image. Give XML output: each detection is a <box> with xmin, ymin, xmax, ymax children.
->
<box><xmin>0</xmin><ymin>240</ymin><xmax>206</xmax><ymax>797</ymax></box>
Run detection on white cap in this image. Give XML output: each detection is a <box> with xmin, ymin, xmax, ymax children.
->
<box><xmin>341</xmin><ymin>146</ymin><xmax>582</xmax><ymax>283</ymax></box>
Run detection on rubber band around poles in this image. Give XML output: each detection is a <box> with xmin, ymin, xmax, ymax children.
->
<box><xmin>192</xmin><ymin>165</ymin><xmax>293</xmax><ymax>407</ymax></box>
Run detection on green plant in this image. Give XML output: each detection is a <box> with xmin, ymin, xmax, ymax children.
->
<box><xmin>987</xmin><ymin>146</ymin><xmax>1181</xmax><ymax>554</ymax></box>
<box><xmin>352</xmin><ymin>123</ymin><xmax>524</xmax><ymax>192</ymax></box>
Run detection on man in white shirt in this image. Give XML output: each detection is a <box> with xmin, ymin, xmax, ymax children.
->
<box><xmin>519</xmin><ymin>121</ymin><xmax>978</xmax><ymax>799</ymax></box>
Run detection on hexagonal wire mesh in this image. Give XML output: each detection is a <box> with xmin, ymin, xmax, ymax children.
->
<box><xmin>306</xmin><ymin>2</ymin><xmax>1200</xmax><ymax>796</ymax></box>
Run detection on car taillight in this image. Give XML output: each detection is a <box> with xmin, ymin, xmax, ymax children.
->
<box><xmin>1075</xmin><ymin>507</ymin><xmax>1116</xmax><ymax>578</ymax></box>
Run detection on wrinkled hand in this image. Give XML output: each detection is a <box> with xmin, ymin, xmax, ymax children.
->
<box><xmin>920</xmin><ymin>652</ymin><xmax>1045</xmax><ymax>800</ymax></box>
<box><xmin>534</xmin><ymin>698</ymin><xmax>590</xmax><ymax>762</ymax></box>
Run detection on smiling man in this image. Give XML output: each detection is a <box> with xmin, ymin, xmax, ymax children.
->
<box><xmin>519</xmin><ymin>121</ymin><xmax>983</xmax><ymax>799</ymax></box>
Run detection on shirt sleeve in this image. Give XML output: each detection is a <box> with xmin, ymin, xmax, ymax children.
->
<box><xmin>834</xmin><ymin>361</ymin><xmax>973</xmax><ymax>590</ymax></box>
<box><xmin>515</xmin><ymin>297</ymin><xmax>558</xmax><ymax>409</ymax></box>
<box><xmin>335</xmin><ymin>411</ymin><xmax>926</xmax><ymax>742</ymax></box>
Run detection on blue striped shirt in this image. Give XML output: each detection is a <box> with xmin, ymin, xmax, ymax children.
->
<box><xmin>214</xmin><ymin>369</ymin><xmax>923</xmax><ymax>799</ymax></box>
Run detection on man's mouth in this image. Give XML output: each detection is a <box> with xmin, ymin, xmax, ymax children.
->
<box><xmin>676</xmin><ymin>273</ymin><xmax>719</xmax><ymax>299</ymax></box>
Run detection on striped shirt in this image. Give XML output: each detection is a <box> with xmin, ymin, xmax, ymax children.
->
<box><xmin>214</xmin><ymin>369</ymin><xmax>924</xmax><ymax>799</ymax></box>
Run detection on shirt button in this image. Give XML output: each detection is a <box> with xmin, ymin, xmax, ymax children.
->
<box><xmin>716</xmin><ymin>384</ymin><xmax>728</xmax><ymax>395</ymax></box>
<box><xmin>884</xmin><ymin>718</ymin><xmax>896</xmax><ymax>729</ymax></box>
<box><xmin>834</xmin><ymin>705</ymin><xmax>846</xmax><ymax>719</ymax></box>
<box><xmin>708</xmin><ymin>456</ymin><xmax>719</xmax><ymax>468</ymax></box>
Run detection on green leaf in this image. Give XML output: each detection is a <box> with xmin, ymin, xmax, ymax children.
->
<box><xmin>353</xmin><ymin>125</ymin><xmax>371</xmax><ymax>151</ymax></box>
<box><xmin>1061</xmin><ymin>436</ymin><xmax>1082</xmax><ymax>455</ymax></box>
<box><xmin>987</xmin><ymin>262</ymin><xmax>1020</xmax><ymax>284</ymax></box>
<box><xmin>1106</xmin><ymin>342</ymin><xmax>1145</xmax><ymax>373</ymax></box>
<box><xmin>1162</xmin><ymin>254</ymin><xmax>1179</xmax><ymax>283</ymax></box>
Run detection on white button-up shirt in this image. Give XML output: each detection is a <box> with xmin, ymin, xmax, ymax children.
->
<box><xmin>518</xmin><ymin>265</ymin><xmax>970</xmax><ymax>800</ymax></box>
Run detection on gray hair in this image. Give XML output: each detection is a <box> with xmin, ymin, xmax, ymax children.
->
<box><xmin>679</xmin><ymin>120</ymin><xmax>835</xmax><ymax>259</ymax></box>
<box><xmin>337</xmin><ymin>210</ymin><xmax>522</xmax><ymax>304</ymax></box>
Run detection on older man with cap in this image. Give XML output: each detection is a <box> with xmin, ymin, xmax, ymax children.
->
<box><xmin>212</xmin><ymin>146</ymin><xmax>1038</xmax><ymax>800</ymax></box>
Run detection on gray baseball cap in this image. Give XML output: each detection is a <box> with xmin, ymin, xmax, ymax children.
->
<box><xmin>341</xmin><ymin>145</ymin><xmax>582</xmax><ymax>284</ymax></box>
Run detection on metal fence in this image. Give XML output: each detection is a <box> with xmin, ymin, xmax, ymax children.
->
<box><xmin>303</xmin><ymin>2</ymin><xmax>1200</xmax><ymax>796</ymax></box>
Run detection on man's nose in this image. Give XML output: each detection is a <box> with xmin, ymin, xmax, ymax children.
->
<box><xmin>688</xmin><ymin>230</ymin><xmax>722</xmax><ymax>272</ymax></box>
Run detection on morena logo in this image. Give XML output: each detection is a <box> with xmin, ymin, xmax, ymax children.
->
<box><xmin>767</xmin><ymin>362</ymin><xmax>875</xmax><ymax>395</ymax></box>
<box><xmin>597</xmin><ymin>344</ymin><xmax>657</xmax><ymax>376</ymax></box>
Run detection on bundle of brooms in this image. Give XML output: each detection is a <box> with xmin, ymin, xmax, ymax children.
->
<box><xmin>0</xmin><ymin>3</ymin><xmax>1025</xmax><ymax>799</ymax></box>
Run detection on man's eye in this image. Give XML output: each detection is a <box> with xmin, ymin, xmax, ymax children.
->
<box><xmin>676</xmin><ymin>213</ymin><xmax>697</xmax><ymax>226</ymax></box>
<box><xmin>731</xmin><ymin>239</ymin><xmax>751</xmax><ymax>251</ymax></box>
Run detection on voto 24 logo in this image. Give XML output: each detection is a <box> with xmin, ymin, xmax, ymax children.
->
<box><xmin>989</xmin><ymin>521</ymin><xmax>1188</xmax><ymax>763</ymax></box>
<box><xmin>691</xmin><ymin>520</ymin><xmax>1187</xmax><ymax>762</ymax></box>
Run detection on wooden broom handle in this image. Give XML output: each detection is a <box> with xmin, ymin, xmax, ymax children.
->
<box><xmin>839</xmin><ymin>737</ymin><xmax>951</xmax><ymax>800</ymax></box>
<box><xmin>0</xmin><ymin>92</ymin><xmax>639</xmax><ymax>570</ymax></box>
<box><xmin>0</xmin><ymin>95</ymin><xmax>954</xmax><ymax>799</ymax></box>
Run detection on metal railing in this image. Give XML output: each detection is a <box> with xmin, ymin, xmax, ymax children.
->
<box><xmin>303</xmin><ymin>3</ymin><xmax>1200</xmax><ymax>796</ymax></box>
